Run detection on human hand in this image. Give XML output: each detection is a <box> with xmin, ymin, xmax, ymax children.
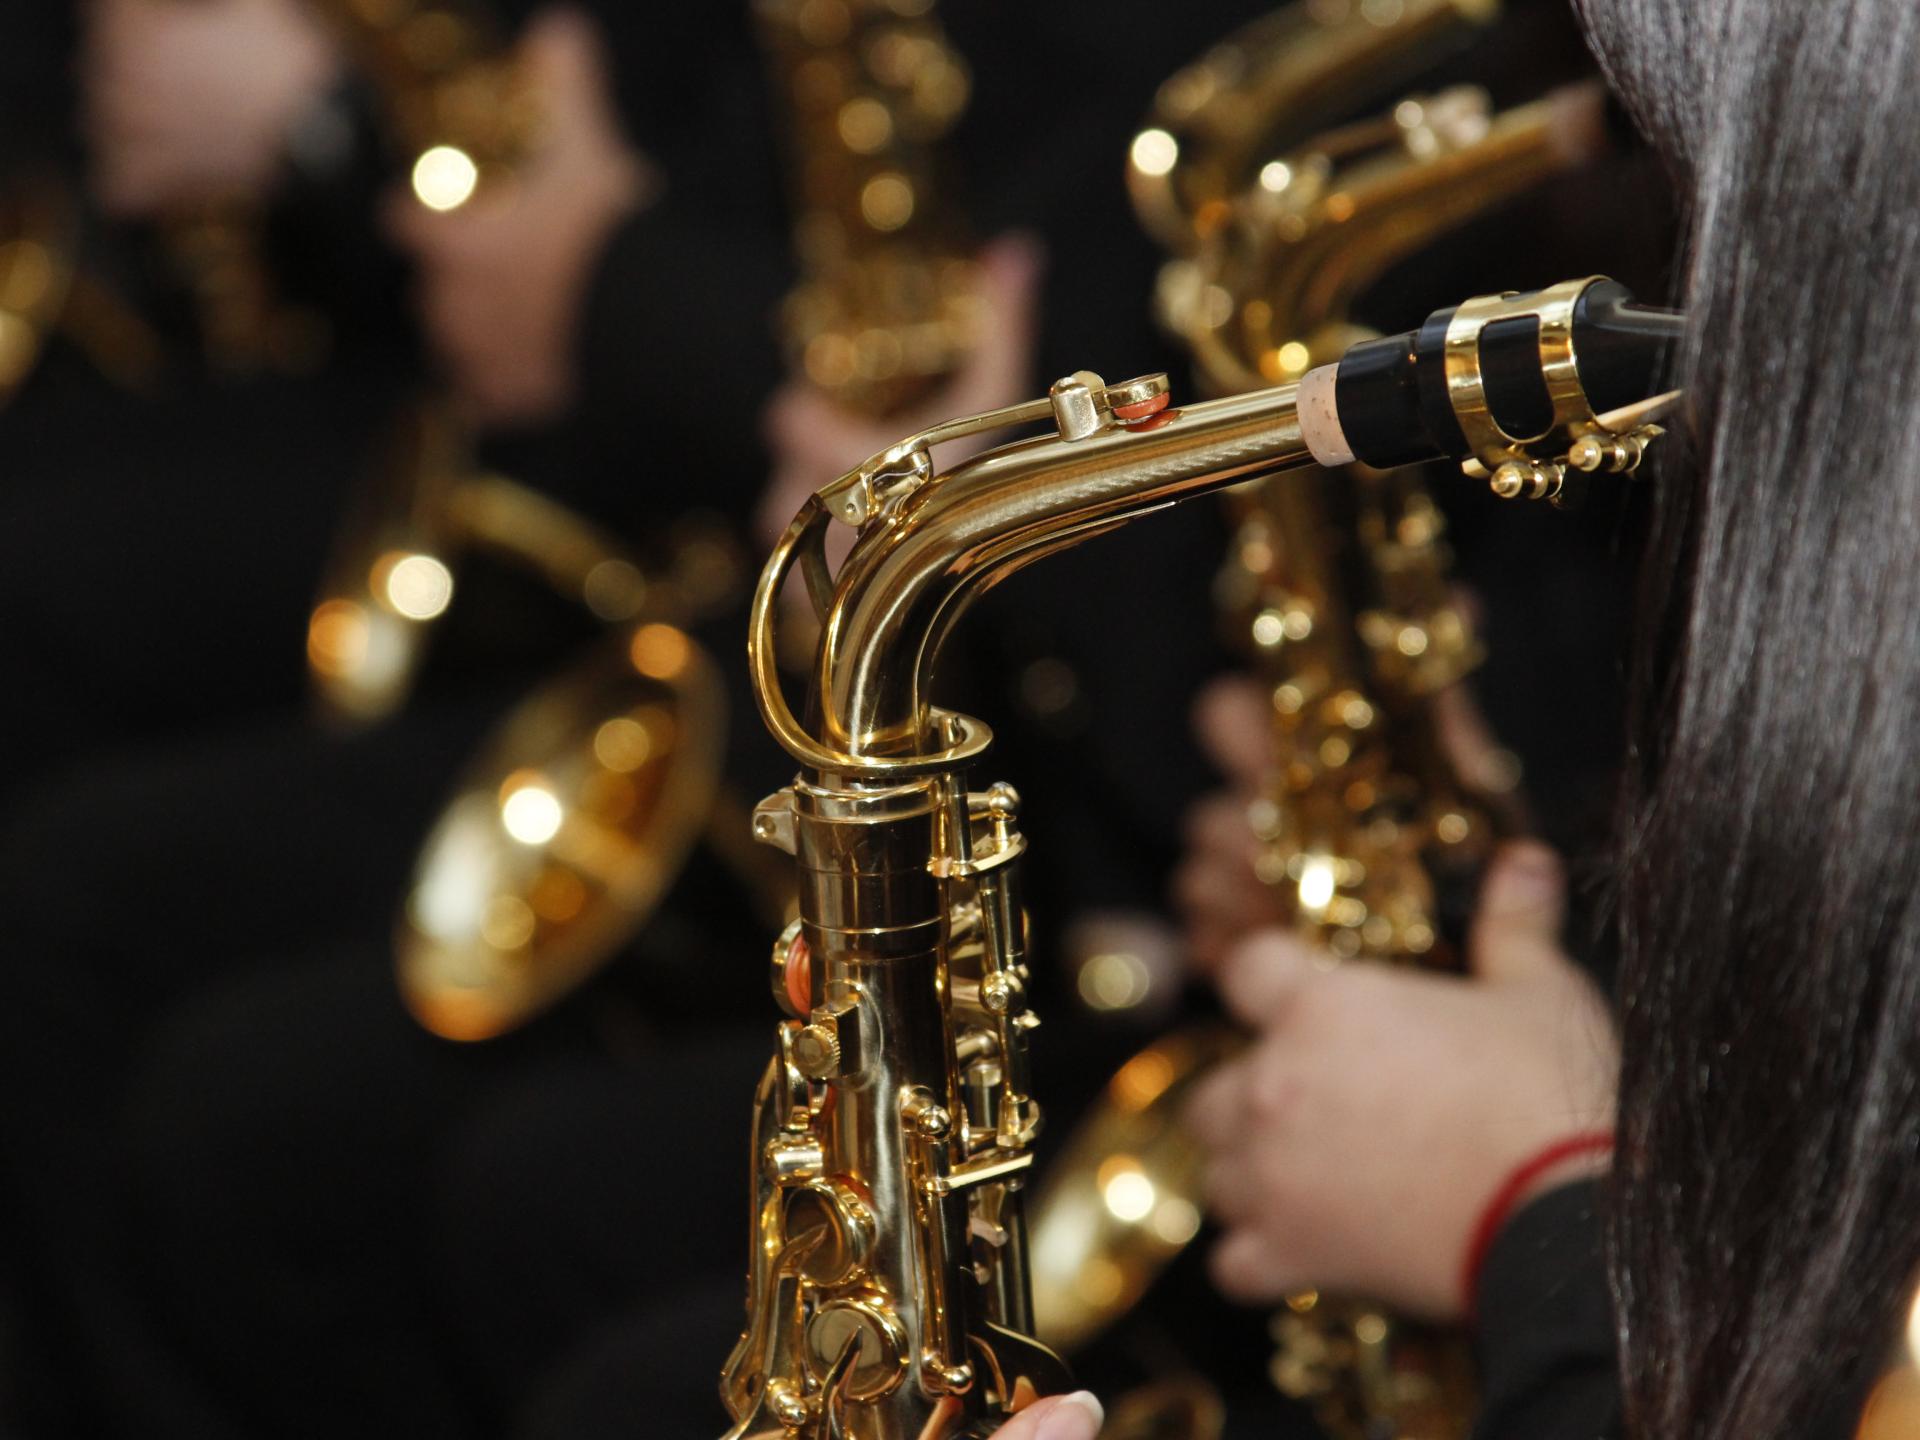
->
<box><xmin>1173</xmin><ymin>676</ymin><xmax>1289</xmax><ymax>975</ymax></box>
<box><xmin>384</xmin><ymin>7</ymin><xmax>651</xmax><ymax>425</ymax></box>
<box><xmin>997</xmin><ymin>1391</ymin><xmax>1104</xmax><ymax>1440</ymax></box>
<box><xmin>1174</xmin><ymin>673</ymin><xmax>1516</xmax><ymax>974</ymax></box>
<box><xmin>83</xmin><ymin>0</ymin><xmax>339</xmax><ymax>217</ymax></box>
<box><xmin>755</xmin><ymin>232</ymin><xmax>1045</xmax><ymax>552</ymax></box>
<box><xmin>1187</xmin><ymin>841</ymin><xmax>1618</xmax><ymax>1320</ymax></box>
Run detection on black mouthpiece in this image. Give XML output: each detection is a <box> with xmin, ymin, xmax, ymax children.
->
<box><xmin>1333</xmin><ymin>279</ymin><xmax>1684</xmax><ymax>470</ymax></box>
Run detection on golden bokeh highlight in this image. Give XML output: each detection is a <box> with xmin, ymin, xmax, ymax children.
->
<box><xmin>1130</xmin><ymin>128</ymin><xmax>1179</xmax><ymax>178</ymax></box>
<box><xmin>306</xmin><ymin>599</ymin><xmax>371</xmax><ymax>677</ymax></box>
<box><xmin>412</xmin><ymin>145</ymin><xmax>481</xmax><ymax>212</ymax></box>
<box><xmin>498</xmin><ymin>775</ymin><xmax>564</xmax><ymax>846</ymax></box>
<box><xmin>592</xmin><ymin>715</ymin><xmax>654</xmax><ymax>773</ymax></box>
<box><xmin>629</xmin><ymin>623</ymin><xmax>690</xmax><ymax>679</ymax></box>
<box><xmin>376</xmin><ymin>550</ymin><xmax>455</xmax><ymax>620</ymax></box>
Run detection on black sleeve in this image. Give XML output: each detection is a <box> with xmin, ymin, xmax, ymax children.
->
<box><xmin>1471</xmin><ymin>1179</ymin><xmax>1624</xmax><ymax>1440</ymax></box>
<box><xmin>568</xmin><ymin>202</ymin><xmax>791</xmax><ymax>529</ymax></box>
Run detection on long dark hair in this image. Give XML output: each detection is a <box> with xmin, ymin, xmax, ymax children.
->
<box><xmin>1566</xmin><ymin>2</ymin><xmax>1920</xmax><ymax>1435</ymax></box>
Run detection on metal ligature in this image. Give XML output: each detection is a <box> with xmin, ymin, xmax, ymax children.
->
<box><xmin>719</xmin><ymin>277</ymin><xmax>1680</xmax><ymax>1437</ymax></box>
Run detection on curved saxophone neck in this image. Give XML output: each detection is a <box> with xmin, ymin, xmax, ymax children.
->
<box><xmin>749</xmin><ymin>277</ymin><xmax>1684</xmax><ymax>773</ymax></box>
<box><xmin>749</xmin><ymin>372</ymin><xmax>1314</xmax><ymax>769</ymax></box>
<box><xmin>1129</xmin><ymin>0</ymin><xmax>1499</xmax><ymax>253</ymax></box>
<box><xmin>1179</xmin><ymin>80</ymin><xmax>1612</xmax><ymax>394</ymax></box>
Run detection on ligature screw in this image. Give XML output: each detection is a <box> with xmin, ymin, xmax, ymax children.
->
<box><xmin>1488</xmin><ymin>459</ymin><xmax>1563</xmax><ymax>502</ymax></box>
<box><xmin>1568</xmin><ymin>432</ymin><xmax>1644</xmax><ymax>474</ymax></box>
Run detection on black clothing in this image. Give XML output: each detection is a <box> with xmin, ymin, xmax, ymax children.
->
<box><xmin>1472</xmin><ymin>1181</ymin><xmax>1621</xmax><ymax>1440</ymax></box>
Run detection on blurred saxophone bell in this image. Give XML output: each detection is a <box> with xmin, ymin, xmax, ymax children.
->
<box><xmin>396</xmin><ymin>621</ymin><xmax>727</xmax><ymax>1042</ymax></box>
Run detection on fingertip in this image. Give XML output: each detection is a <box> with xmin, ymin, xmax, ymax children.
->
<box><xmin>1029</xmin><ymin>1390</ymin><xmax>1105</xmax><ymax>1440</ymax></box>
<box><xmin>1469</xmin><ymin>840</ymin><xmax>1568</xmax><ymax>977</ymax></box>
<box><xmin>982</xmin><ymin>229</ymin><xmax>1046</xmax><ymax>284</ymax></box>
<box><xmin>1208</xmin><ymin>1228</ymin><xmax>1294</xmax><ymax>1304</ymax></box>
<box><xmin>1219</xmin><ymin>929</ymin><xmax>1315</xmax><ymax>1025</ymax></box>
<box><xmin>1479</xmin><ymin>840</ymin><xmax>1565</xmax><ymax>918</ymax></box>
<box><xmin>1192</xmin><ymin>674</ymin><xmax>1270</xmax><ymax>786</ymax></box>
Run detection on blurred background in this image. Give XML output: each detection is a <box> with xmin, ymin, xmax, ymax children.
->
<box><xmin>0</xmin><ymin>1</ymin><xmax>1668</xmax><ymax>1435</ymax></box>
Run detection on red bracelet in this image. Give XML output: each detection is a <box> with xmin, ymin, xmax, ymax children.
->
<box><xmin>1459</xmin><ymin>1130</ymin><xmax>1614</xmax><ymax>1321</ymax></box>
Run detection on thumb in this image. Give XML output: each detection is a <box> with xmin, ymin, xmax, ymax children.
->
<box><xmin>519</xmin><ymin>6</ymin><xmax>623</xmax><ymax>147</ymax></box>
<box><xmin>1192</xmin><ymin>674</ymin><xmax>1270</xmax><ymax>790</ymax></box>
<box><xmin>1467</xmin><ymin>840</ymin><xmax>1567</xmax><ymax>983</ymax></box>
<box><xmin>1000</xmin><ymin>1391</ymin><xmax>1104</xmax><ymax>1440</ymax></box>
<box><xmin>963</xmin><ymin>231</ymin><xmax>1045</xmax><ymax>389</ymax></box>
<box><xmin>1219</xmin><ymin>928</ymin><xmax>1317</xmax><ymax>1027</ymax></box>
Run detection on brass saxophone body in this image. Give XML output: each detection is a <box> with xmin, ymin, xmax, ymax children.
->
<box><xmin>723</xmin><ymin>278</ymin><xmax>1674</xmax><ymax>1436</ymax></box>
<box><xmin>756</xmin><ymin>0</ymin><xmax>978</xmax><ymax>418</ymax></box>
<box><xmin>296</xmin><ymin>1</ymin><xmax>761</xmax><ymax>1039</ymax></box>
<box><xmin>1179</xmin><ymin>83</ymin><xmax>1611</xmax><ymax>1440</ymax></box>
<box><xmin>1023</xmin><ymin>16</ymin><xmax>1614</xmax><ymax>1428</ymax></box>
<box><xmin>1125</xmin><ymin>0</ymin><xmax>1498</xmax><ymax>257</ymax></box>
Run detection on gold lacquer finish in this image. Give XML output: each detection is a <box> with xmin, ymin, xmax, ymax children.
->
<box><xmin>0</xmin><ymin>183</ymin><xmax>78</xmax><ymax>406</ymax></box>
<box><xmin>724</xmin><ymin>279</ymin><xmax>1664</xmax><ymax>1435</ymax></box>
<box><xmin>304</xmin><ymin>401</ymin><xmax>679</xmax><ymax>724</ymax></box>
<box><xmin>1125</xmin><ymin>0</ymin><xmax>1498</xmax><ymax>256</ymax></box>
<box><xmin>0</xmin><ymin>178</ymin><xmax>165</xmax><ymax>406</ymax></box>
<box><xmin>301</xmin><ymin>0</ymin><xmax>537</xmax><ymax>722</ymax></box>
<box><xmin>756</xmin><ymin>0</ymin><xmax>979</xmax><ymax>417</ymax></box>
<box><xmin>1035</xmin><ymin>68</ymin><xmax>1617</xmax><ymax>1439</ymax></box>
<box><xmin>1027</xmin><ymin>1028</ymin><xmax>1233</xmax><ymax>1355</ymax></box>
<box><xmin>729</xmin><ymin>367</ymin><xmax>1329</xmax><ymax>1438</ymax></box>
<box><xmin>313</xmin><ymin>0</ymin><xmax>528</xmax><ymax>199</ymax></box>
<box><xmin>397</xmin><ymin>621</ymin><xmax>726</xmax><ymax>1040</ymax></box>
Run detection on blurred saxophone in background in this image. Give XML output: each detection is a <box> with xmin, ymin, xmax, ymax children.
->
<box><xmin>294</xmin><ymin>0</ymin><xmax>752</xmax><ymax>1041</ymax></box>
<box><xmin>0</xmin><ymin>176</ymin><xmax>175</xmax><ymax>409</ymax></box>
<box><xmin>1029</xmin><ymin>2</ymin><xmax>1614</xmax><ymax>1432</ymax></box>
<box><xmin>755</xmin><ymin>0</ymin><xmax>979</xmax><ymax>420</ymax></box>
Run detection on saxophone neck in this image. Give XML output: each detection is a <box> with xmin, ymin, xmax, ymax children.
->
<box><xmin>751</xmin><ymin>373</ymin><xmax>1314</xmax><ymax>769</ymax></box>
<box><xmin>751</xmin><ymin>278</ymin><xmax>1684</xmax><ymax>775</ymax></box>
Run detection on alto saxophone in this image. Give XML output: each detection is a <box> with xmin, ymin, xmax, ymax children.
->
<box><xmin>1125</xmin><ymin>0</ymin><xmax>1498</xmax><ymax>258</ymax></box>
<box><xmin>296</xmin><ymin>0</ymin><xmax>759</xmax><ymax>1038</ymax></box>
<box><xmin>720</xmin><ymin>276</ymin><xmax>1679</xmax><ymax>1437</ymax></box>
<box><xmin>1026</xmin><ymin>69</ymin><xmax>1611</xmax><ymax>1385</ymax></box>
<box><xmin>1195</xmin><ymin>84</ymin><xmax>1613</xmax><ymax>1440</ymax></box>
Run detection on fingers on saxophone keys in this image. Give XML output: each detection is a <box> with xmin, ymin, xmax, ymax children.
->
<box><xmin>1186</xmin><ymin>1062</ymin><xmax>1245</xmax><ymax>1155</ymax></box>
<box><xmin>1189</xmin><ymin>1039</ymin><xmax>1299</xmax><ymax>1177</ymax></box>
<box><xmin>1218</xmin><ymin>930</ymin><xmax>1317</xmax><ymax>1028</ymax></box>
<box><xmin>1192</xmin><ymin>675</ymin><xmax>1272</xmax><ymax>789</ymax></box>
<box><xmin>1209</xmin><ymin>1226</ymin><xmax>1313</xmax><ymax>1305</ymax></box>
